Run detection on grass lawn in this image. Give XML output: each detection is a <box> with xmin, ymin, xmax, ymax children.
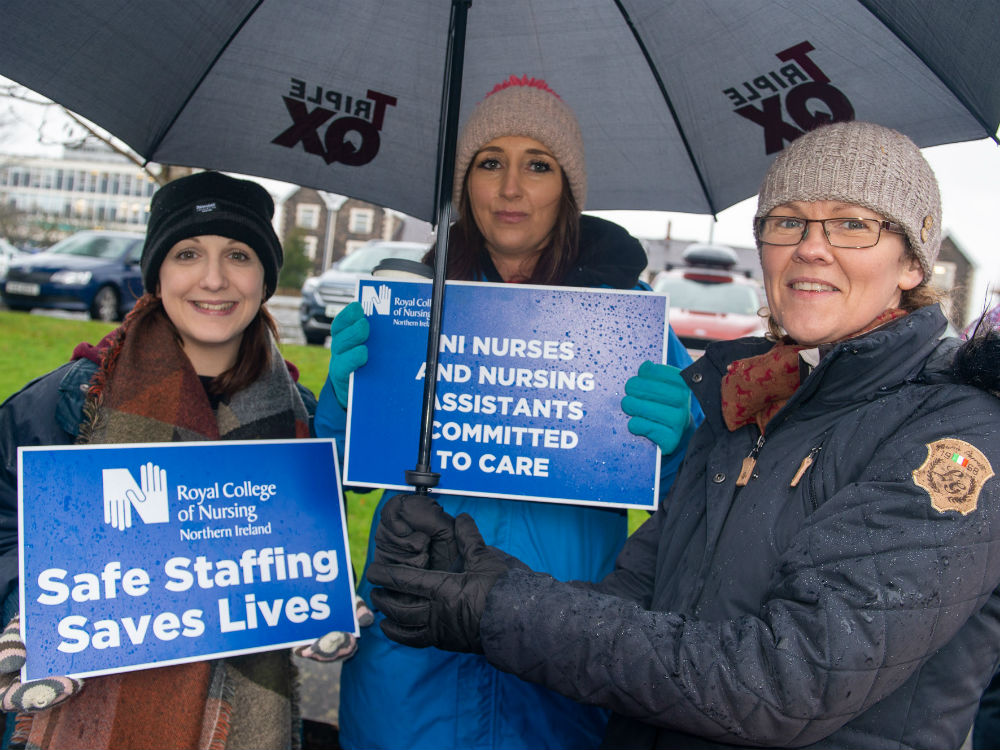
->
<box><xmin>1</xmin><ymin>310</ymin><xmax>645</xmax><ymax>572</ymax></box>
<box><xmin>0</xmin><ymin>309</ymin><xmax>331</xmax><ymax>401</ymax></box>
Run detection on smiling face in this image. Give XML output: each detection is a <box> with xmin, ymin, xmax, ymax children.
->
<box><xmin>158</xmin><ymin>235</ymin><xmax>265</xmax><ymax>375</ymax></box>
<box><xmin>761</xmin><ymin>200</ymin><xmax>924</xmax><ymax>346</ymax></box>
<box><xmin>465</xmin><ymin>135</ymin><xmax>564</xmax><ymax>282</ymax></box>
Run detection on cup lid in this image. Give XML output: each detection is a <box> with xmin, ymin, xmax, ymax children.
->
<box><xmin>372</xmin><ymin>258</ymin><xmax>434</xmax><ymax>279</ymax></box>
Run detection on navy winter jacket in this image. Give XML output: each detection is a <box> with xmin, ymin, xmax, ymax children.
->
<box><xmin>481</xmin><ymin>305</ymin><xmax>1000</xmax><ymax>749</ymax></box>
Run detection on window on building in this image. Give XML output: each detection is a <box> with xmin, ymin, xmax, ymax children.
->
<box><xmin>296</xmin><ymin>204</ymin><xmax>321</xmax><ymax>230</ymax></box>
<box><xmin>348</xmin><ymin>208</ymin><xmax>374</xmax><ymax>234</ymax></box>
<box><xmin>303</xmin><ymin>235</ymin><xmax>319</xmax><ymax>260</ymax></box>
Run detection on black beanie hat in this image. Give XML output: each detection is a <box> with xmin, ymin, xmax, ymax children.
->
<box><xmin>141</xmin><ymin>171</ymin><xmax>283</xmax><ymax>297</ymax></box>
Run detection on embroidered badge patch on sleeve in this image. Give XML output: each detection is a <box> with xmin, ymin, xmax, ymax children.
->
<box><xmin>913</xmin><ymin>438</ymin><xmax>995</xmax><ymax>515</ymax></box>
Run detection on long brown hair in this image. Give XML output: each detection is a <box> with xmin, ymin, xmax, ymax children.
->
<box><xmin>118</xmin><ymin>294</ymin><xmax>279</xmax><ymax>400</ymax></box>
<box><xmin>424</xmin><ymin>170</ymin><xmax>581</xmax><ymax>284</ymax></box>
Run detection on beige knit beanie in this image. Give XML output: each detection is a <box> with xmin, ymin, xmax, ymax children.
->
<box><xmin>755</xmin><ymin>121</ymin><xmax>942</xmax><ymax>279</ymax></box>
<box><xmin>452</xmin><ymin>75</ymin><xmax>587</xmax><ymax>209</ymax></box>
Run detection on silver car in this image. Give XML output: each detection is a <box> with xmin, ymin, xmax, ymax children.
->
<box><xmin>0</xmin><ymin>237</ymin><xmax>24</xmax><ymax>282</ymax></box>
<box><xmin>299</xmin><ymin>240</ymin><xmax>429</xmax><ymax>345</ymax></box>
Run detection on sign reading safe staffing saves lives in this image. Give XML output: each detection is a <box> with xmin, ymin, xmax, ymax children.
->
<box><xmin>345</xmin><ymin>280</ymin><xmax>668</xmax><ymax>509</ymax></box>
<box><xmin>17</xmin><ymin>439</ymin><xmax>356</xmax><ymax>681</ymax></box>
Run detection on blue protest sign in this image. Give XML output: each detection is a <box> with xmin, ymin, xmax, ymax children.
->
<box><xmin>345</xmin><ymin>280</ymin><xmax>668</xmax><ymax>509</ymax></box>
<box><xmin>17</xmin><ymin>439</ymin><xmax>355</xmax><ymax>680</ymax></box>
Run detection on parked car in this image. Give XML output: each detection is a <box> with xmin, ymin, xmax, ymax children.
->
<box><xmin>0</xmin><ymin>238</ymin><xmax>24</xmax><ymax>282</ymax></box>
<box><xmin>652</xmin><ymin>243</ymin><xmax>766</xmax><ymax>357</ymax></box>
<box><xmin>1</xmin><ymin>230</ymin><xmax>146</xmax><ymax>321</ymax></box>
<box><xmin>299</xmin><ymin>240</ymin><xmax>429</xmax><ymax>344</ymax></box>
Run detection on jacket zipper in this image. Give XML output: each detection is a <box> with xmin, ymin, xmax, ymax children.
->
<box><xmin>790</xmin><ymin>445</ymin><xmax>822</xmax><ymax>488</ymax></box>
<box><xmin>736</xmin><ymin>433</ymin><xmax>766</xmax><ymax>487</ymax></box>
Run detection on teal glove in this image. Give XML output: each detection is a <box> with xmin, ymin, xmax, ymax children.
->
<box><xmin>621</xmin><ymin>361</ymin><xmax>692</xmax><ymax>454</ymax></box>
<box><xmin>328</xmin><ymin>302</ymin><xmax>370</xmax><ymax>410</ymax></box>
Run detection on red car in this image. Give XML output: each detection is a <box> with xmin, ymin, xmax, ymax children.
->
<box><xmin>652</xmin><ymin>244</ymin><xmax>767</xmax><ymax>357</ymax></box>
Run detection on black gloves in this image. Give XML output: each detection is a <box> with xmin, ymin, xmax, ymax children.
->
<box><xmin>368</xmin><ymin>494</ymin><xmax>525</xmax><ymax>654</ymax></box>
<box><xmin>374</xmin><ymin>493</ymin><xmax>459</xmax><ymax>571</ymax></box>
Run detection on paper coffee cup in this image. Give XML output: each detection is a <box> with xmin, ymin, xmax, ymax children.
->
<box><xmin>372</xmin><ymin>258</ymin><xmax>434</xmax><ymax>279</ymax></box>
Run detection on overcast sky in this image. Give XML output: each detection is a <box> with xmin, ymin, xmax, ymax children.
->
<box><xmin>4</xmin><ymin>84</ymin><xmax>998</xmax><ymax>320</ymax></box>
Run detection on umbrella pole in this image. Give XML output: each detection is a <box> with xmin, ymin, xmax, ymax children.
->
<box><xmin>405</xmin><ymin>0</ymin><xmax>471</xmax><ymax>495</ymax></box>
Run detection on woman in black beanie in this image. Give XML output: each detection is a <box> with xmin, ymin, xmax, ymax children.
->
<box><xmin>0</xmin><ymin>171</ymin><xmax>343</xmax><ymax>749</ymax></box>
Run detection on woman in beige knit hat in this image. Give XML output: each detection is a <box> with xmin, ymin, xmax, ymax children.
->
<box><xmin>367</xmin><ymin>120</ymin><xmax>1000</xmax><ymax>750</ymax></box>
<box><xmin>322</xmin><ymin>74</ymin><xmax>703</xmax><ymax>750</ymax></box>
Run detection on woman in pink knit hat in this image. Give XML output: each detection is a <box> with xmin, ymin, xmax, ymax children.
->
<box><xmin>317</xmin><ymin>74</ymin><xmax>702</xmax><ymax>750</ymax></box>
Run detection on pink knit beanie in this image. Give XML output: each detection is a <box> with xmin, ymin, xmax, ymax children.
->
<box><xmin>452</xmin><ymin>75</ymin><xmax>587</xmax><ymax>209</ymax></box>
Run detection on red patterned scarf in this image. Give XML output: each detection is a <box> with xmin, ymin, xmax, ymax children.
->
<box><xmin>721</xmin><ymin>309</ymin><xmax>907</xmax><ymax>434</ymax></box>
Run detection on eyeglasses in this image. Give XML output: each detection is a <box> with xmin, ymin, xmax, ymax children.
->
<box><xmin>755</xmin><ymin>216</ymin><xmax>905</xmax><ymax>248</ymax></box>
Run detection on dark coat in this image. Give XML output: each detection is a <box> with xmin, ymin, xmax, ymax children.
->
<box><xmin>480</xmin><ymin>304</ymin><xmax>1000</xmax><ymax>749</ymax></box>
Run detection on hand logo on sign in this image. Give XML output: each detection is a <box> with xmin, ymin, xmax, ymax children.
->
<box><xmin>101</xmin><ymin>462</ymin><xmax>169</xmax><ymax>531</ymax></box>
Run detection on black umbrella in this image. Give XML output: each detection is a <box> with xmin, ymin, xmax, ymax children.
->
<box><xmin>3</xmin><ymin>0</ymin><xmax>998</xmax><ymax>490</ymax></box>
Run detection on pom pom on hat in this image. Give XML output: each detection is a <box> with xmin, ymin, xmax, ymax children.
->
<box><xmin>453</xmin><ymin>75</ymin><xmax>586</xmax><ymax>209</ymax></box>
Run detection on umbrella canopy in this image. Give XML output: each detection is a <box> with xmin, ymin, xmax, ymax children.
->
<box><xmin>1</xmin><ymin>0</ymin><xmax>998</xmax><ymax>221</ymax></box>
<box><xmin>4</xmin><ymin>0</ymin><xmax>998</xmax><ymax>489</ymax></box>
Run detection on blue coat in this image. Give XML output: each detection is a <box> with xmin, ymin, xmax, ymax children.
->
<box><xmin>317</xmin><ymin>216</ymin><xmax>703</xmax><ymax>749</ymax></box>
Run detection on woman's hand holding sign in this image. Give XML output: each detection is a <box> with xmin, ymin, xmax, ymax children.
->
<box><xmin>0</xmin><ymin>615</ymin><xmax>83</xmax><ymax>712</ymax></box>
<box><xmin>294</xmin><ymin>595</ymin><xmax>374</xmax><ymax>662</ymax></box>
<box><xmin>620</xmin><ymin>362</ymin><xmax>693</xmax><ymax>454</ymax></box>
<box><xmin>328</xmin><ymin>302</ymin><xmax>370</xmax><ymax>410</ymax></box>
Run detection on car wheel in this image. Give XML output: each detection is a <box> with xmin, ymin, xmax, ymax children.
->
<box><xmin>304</xmin><ymin>329</ymin><xmax>328</xmax><ymax>346</ymax></box>
<box><xmin>90</xmin><ymin>285</ymin><xmax>120</xmax><ymax>322</ymax></box>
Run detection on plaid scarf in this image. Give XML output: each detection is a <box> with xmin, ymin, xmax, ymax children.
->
<box><xmin>12</xmin><ymin>297</ymin><xmax>308</xmax><ymax>750</ymax></box>
<box><xmin>721</xmin><ymin>309</ymin><xmax>907</xmax><ymax>434</ymax></box>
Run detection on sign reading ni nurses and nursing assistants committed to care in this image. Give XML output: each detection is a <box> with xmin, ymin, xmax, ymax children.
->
<box><xmin>345</xmin><ymin>280</ymin><xmax>669</xmax><ymax>509</ymax></box>
<box><xmin>17</xmin><ymin>439</ymin><xmax>356</xmax><ymax>681</ymax></box>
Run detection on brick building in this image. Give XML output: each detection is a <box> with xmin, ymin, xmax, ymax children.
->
<box><xmin>278</xmin><ymin>186</ymin><xmax>409</xmax><ymax>274</ymax></box>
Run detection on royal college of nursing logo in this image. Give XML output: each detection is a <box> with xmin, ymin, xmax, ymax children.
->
<box><xmin>361</xmin><ymin>283</ymin><xmax>391</xmax><ymax>316</ymax></box>
<box><xmin>101</xmin><ymin>462</ymin><xmax>170</xmax><ymax>531</ymax></box>
<box><xmin>913</xmin><ymin>438</ymin><xmax>995</xmax><ymax>516</ymax></box>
